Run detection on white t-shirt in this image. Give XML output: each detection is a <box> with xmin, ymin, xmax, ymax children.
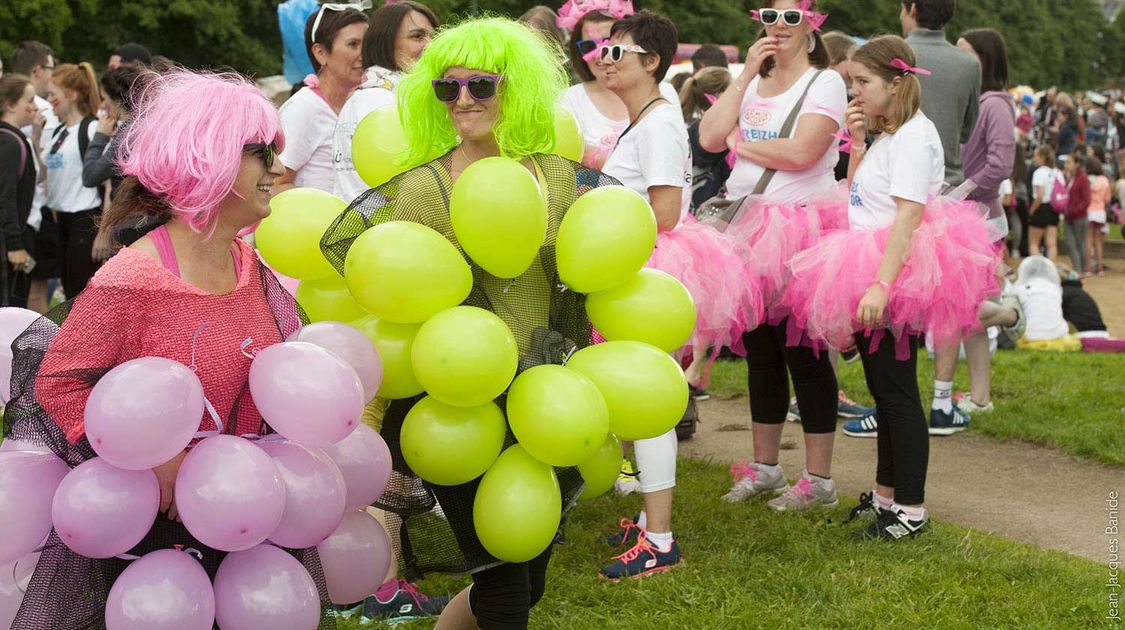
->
<box><xmin>23</xmin><ymin>95</ymin><xmax>59</xmax><ymax>230</ymax></box>
<box><xmin>1030</xmin><ymin>166</ymin><xmax>1060</xmax><ymax>205</ymax></box>
<box><xmin>1015</xmin><ymin>279</ymin><xmax>1069</xmax><ymax>341</ymax></box>
<box><xmin>726</xmin><ymin>68</ymin><xmax>846</xmax><ymax>203</ymax></box>
<box><xmin>998</xmin><ymin>178</ymin><xmax>1012</xmax><ymax>198</ymax></box>
<box><xmin>333</xmin><ymin>66</ymin><xmax>402</xmax><ymax>202</ymax></box>
<box><xmin>279</xmin><ymin>87</ymin><xmax>338</xmax><ymax>193</ymax></box>
<box><xmin>602</xmin><ymin>102</ymin><xmax>692</xmax><ymax>220</ymax></box>
<box><xmin>44</xmin><ymin>120</ymin><xmax>101</xmax><ymax>213</ymax></box>
<box><xmin>559</xmin><ymin>82</ymin><xmax>679</xmax><ymax>171</ymax></box>
<box><xmin>848</xmin><ymin>112</ymin><xmax>945</xmax><ymax>231</ymax></box>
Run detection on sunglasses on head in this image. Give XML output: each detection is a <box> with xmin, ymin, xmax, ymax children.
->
<box><xmin>431</xmin><ymin>74</ymin><xmax>502</xmax><ymax>103</ymax></box>
<box><xmin>243</xmin><ymin>142</ymin><xmax>277</xmax><ymax>168</ymax></box>
<box><xmin>755</xmin><ymin>8</ymin><xmax>804</xmax><ymax>26</ymax></box>
<box><xmin>310</xmin><ymin>0</ymin><xmax>372</xmax><ymax>44</ymax></box>
<box><xmin>598</xmin><ymin>44</ymin><xmax>649</xmax><ymax>63</ymax></box>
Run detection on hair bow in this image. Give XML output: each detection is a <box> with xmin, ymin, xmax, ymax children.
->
<box><xmin>890</xmin><ymin>58</ymin><xmax>931</xmax><ymax>76</ymax></box>
<box><xmin>556</xmin><ymin>0</ymin><xmax>635</xmax><ymax>31</ymax></box>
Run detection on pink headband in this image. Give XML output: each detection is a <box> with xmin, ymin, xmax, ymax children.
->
<box><xmin>750</xmin><ymin>0</ymin><xmax>828</xmax><ymax>32</ymax></box>
<box><xmin>556</xmin><ymin>0</ymin><xmax>634</xmax><ymax>31</ymax></box>
<box><xmin>890</xmin><ymin>58</ymin><xmax>931</xmax><ymax>76</ymax></box>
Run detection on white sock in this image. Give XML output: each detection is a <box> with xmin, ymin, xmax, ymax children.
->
<box><xmin>755</xmin><ymin>462</ymin><xmax>781</xmax><ymax>476</ymax></box>
<box><xmin>894</xmin><ymin>503</ymin><xmax>927</xmax><ymax>521</ymax></box>
<box><xmin>874</xmin><ymin>491</ymin><xmax>894</xmax><ymax>511</ymax></box>
<box><xmin>636</xmin><ymin>510</ymin><xmax>647</xmax><ymax>529</ymax></box>
<box><xmin>932</xmin><ymin>380</ymin><xmax>954</xmax><ymax>413</ymax></box>
<box><xmin>645</xmin><ymin>530</ymin><xmax>674</xmax><ymax>552</ymax></box>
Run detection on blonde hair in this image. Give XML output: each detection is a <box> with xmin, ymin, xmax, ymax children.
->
<box><xmin>52</xmin><ymin>62</ymin><xmax>100</xmax><ymax>117</ymax></box>
<box><xmin>851</xmin><ymin>35</ymin><xmax>921</xmax><ymax>134</ymax></box>
<box><xmin>679</xmin><ymin>66</ymin><xmax>731</xmax><ymax>122</ymax></box>
<box><xmin>821</xmin><ymin>31</ymin><xmax>857</xmax><ymax>66</ymax></box>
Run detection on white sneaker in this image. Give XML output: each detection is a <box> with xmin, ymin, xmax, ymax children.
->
<box><xmin>767</xmin><ymin>470</ymin><xmax>839</xmax><ymax>512</ymax></box>
<box><xmin>722</xmin><ymin>461</ymin><xmax>788</xmax><ymax>503</ymax></box>
<box><xmin>956</xmin><ymin>396</ymin><xmax>994</xmax><ymax>414</ymax></box>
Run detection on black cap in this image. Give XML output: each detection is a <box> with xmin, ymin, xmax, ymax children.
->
<box><xmin>113</xmin><ymin>43</ymin><xmax>152</xmax><ymax>67</ymax></box>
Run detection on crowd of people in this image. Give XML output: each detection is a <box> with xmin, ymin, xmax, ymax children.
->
<box><xmin>0</xmin><ymin>0</ymin><xmax>1120</xmax><ymax>629</ymax></box>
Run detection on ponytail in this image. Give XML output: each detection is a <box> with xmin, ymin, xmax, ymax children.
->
<box><xmin>52</xmin><ymin>62</ymin><xmax>101</xmax><ymax>117</ymax></box>
<box><xmin>679</xmin><ymin>76</ymin><xmax>697</xmax><ymax>122</ymax></box>
<box><xmin>99</xmin><ymin>176</ymin><xmax>172</xmax><ymax>236</ymax></box>
<box><xmin>680</xmin><ymin>67</ymin><xmax>732</xmax><ymax>123</ymax></box>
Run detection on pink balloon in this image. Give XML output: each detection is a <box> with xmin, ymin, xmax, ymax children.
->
<box><xmin>174</xmin><ymin>436</ymin><xmax>286</xmax><ymax>552</ymax></box>
<box><xmin>317</xmin><ymin>510</ymin><xmax>391</xmax><ymax>605</ymax></box>
<box><xmin>321</xmin><ymin>424</ymin><xmax>392</xmax><ymax>511</ymax></box>
<box><xmin>0</xmin><ymin>438</ymin><xmax>50</xmax><ymax>453</ymax></box>
<box><xmin>213</xmin><ymin>544</ymin><xmax>320</xmax><ymax>630</ymax></box>
<box><xmin>84</xmin><ymin>357</ymin><xmax>204</xmax><ymax>471</ymax></box>
<box><xmin>0</xmin><ymin>451</ymin><xmax>69</xmax><ymax>565</ymax></box>
<box><xmin>0</xmin><ymin>551</ymin><xmax>39</xmax><ymax>630</ymax></box>
<box><xmin>287</xmin><ymin>322</ymin><xmax>383</xmax><ymax>403</ymax></box>
<box><xmin>104</xmin><ymin>549</ymin><xmax>215</xmax><ymax>630</ymax></box>
<box><xmin>249</xmin><ymin>342</ymin><xmax>365</xmax><ymax>447</ymax></box>
<box><xmin>51</xmin><ymin>458</ymin><xmax>160</xmax><ymax>559</ymax></box>
<box><xmin>259</xmin><ymin>441</ymin><xmax>347</xmax><ymax>549</ymax></box>
<box><xmin>0</xmin><ymin>307</ymin><xmax>41</xmax><ymax>404</ymax></box>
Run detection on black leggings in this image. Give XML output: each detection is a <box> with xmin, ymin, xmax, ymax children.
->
<box><xmin>468</xmin><ymin>545</ymin><xmax>553</xmax><ymax>630</ymax></box>
<box><xmin>855</xmin><ymin>332</ymin><xmax>928</xmax><ymax>505</ymax></box>
<box><xmin>743</xmin><ymin>320</ymin><xmax>838</xmax><ymax>434</ymax></box>
<box><xmin>56</xmin><ymin>208</ymin><xmax>102</xmax><ymax>299</ymax></box>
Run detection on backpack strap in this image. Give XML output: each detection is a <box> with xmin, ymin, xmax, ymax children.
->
<box><xmin>78</xmin><ymin>115</ymin><xmax>96</xmax><ymax>159</ymax></box>
<box><xmin>0</xmin><ymin>129</ymin><xmax>27</xmax><ymax>180</ymax></box>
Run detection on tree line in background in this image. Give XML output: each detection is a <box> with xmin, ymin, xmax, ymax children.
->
<box><xmin>2</xmin><ymin>0</ymin><xmax>1122</xmax><ymax>90</ymax></box>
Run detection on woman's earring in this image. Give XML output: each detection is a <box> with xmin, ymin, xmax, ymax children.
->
<box><xmin>807</xmin><ymin>34</ymin><xmax>816</xmax><ymax>54</ymax></box>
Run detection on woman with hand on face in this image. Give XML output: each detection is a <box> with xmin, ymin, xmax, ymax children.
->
<box><xmin>276</xmin><ymin>3</ymin><xmax>368</xmax><ymax>193</ymax></box>
<box><xmin>334</xmin><ymin>1</ymin><xmax>439</xmax><ymax>202</ymax></box>
<box><xmin>698</xmin><ymin>0</ymin><xmax>848</xmax><ymax>512</ymax></box>
<box><xmin>322</xmin><ymin>18</ymin><xmax>621</xmax><ymax>630</ymax></box>
<box><xmin>777</xmin><ymin>36</ymin><xmax>997</xmax><ymax>541</ymax></box>
<box><xmin>5</xmin><ymin>71</ymin><xmax>326</xmax><ymax>629</ymax></box>
<box><xmin>0</xmin><ymin>74</ymin><xmax>44</xmax><ymax>307</ymax></box>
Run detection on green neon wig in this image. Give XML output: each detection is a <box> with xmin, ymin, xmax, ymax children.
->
<box><xmin>397</xmin><ymin>17</ymin><xmax>568</xmax><ymax>166</ymax></box>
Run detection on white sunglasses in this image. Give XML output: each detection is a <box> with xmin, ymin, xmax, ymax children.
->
<box><xmin>310</xmin><ymin>0</ymin><xmax>372</xmax><ymax>44</ymax></box>
<box><xmin>756</xmin><ymin>8</ymin><xmax>804</xmax><ymax>26</ymax></box>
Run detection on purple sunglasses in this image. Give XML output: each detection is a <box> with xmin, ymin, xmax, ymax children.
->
<box><xmin>432</xmin><ymin>74</ymin><xmax>503</xmax><ymax>103</ymax></box>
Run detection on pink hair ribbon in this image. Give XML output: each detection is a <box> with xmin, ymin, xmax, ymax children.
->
<box><xmin>704</xmin><ymin>93</ymin><xmax>719</xmax><ymax>106</ymax></box>
<box><xmin>890</xmin><ymin>58</ymin><xmax>931</xmax><ymax>76</ymax></box>
<box><xmin>831</xmin><ymin>128</ymin><xmax>853</xmax><ymax>154</ymax></box>
<box><xmin>556</xmin><ymin>0</ymin><xmax>635</xmax><ymax>31</ymax></box>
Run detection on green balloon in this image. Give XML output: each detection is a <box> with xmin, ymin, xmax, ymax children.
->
<box><xmin>507</xmin><ymin>365</ymin><xmax>609</xmax><ymax>467</ymax></box>
<box><xmin>351</xmin><ymin>106</ymin><xmax>444</xmax><ymax>188</ymax></box>
<box><xmin>400</xmin><ymin>396</ymin><xmax>507</xmax><ymax>486</ymax></box>
<box><xmin>344</xmin><ymin>221</ymin><xmax>473</xmax><ymax>324</ymax></box>
<box><xmin>350</xmin><ymin>316</ymin><xmax>424</xmax><ymax>399</ymax></box>
<box><xmin>450</xmin><ymin>157</ymin><xmax>547</xmax><ymax>279</ymax></box>
<box><xmin>553</xmin><ymin>108</ymin><xmax>584</xmax><ymax>163</ymax></box>
<box><xmin>411</xmin><ymin>307</ymin><xmax>518</xmax><ymax>408</ymax></box>
<box><xmin>473</xmin><ymin>445</ymin><xmax>561</xmax><ymax>563</ymax></box>
<box><xmin>586</xmin><ymin>268</ymin><xmax>697</xmax><ymax>352</ymax></box>
<box><xmin>257</xmin><ymin>188</ymin><xmax>347</xmax><ymax>280</ymax></box>
<box><xmin>566</xmin><ymin>341</ymin><xmax>688</xmax><ymax>441</ymax></box>
<box><xmin>556</xmin><ymin>186</ymin><xmax>657</xmax><ymax>294</ymax></box>
<box><xmin>296</xmin><ymin>275</ymin><xmax>368</xmax><ymax>323</ymax></box>
<box><xmin>577</xmin><ymin>433</ymin><xmax>623</xmax><ymax>500</ymax></box>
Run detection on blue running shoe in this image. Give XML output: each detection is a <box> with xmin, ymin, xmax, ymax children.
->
<box><xmin>357</xmin><ymin>579</ymin><xmax>450</xmax><ymax>624</ymax></box>
<box><xmin>837</xmin><ymin>390</ymin><xmax>875</xmax><ymax>419</ymax></box>
<box><xmin>929</xmin><ymin>406</ymin><xmax>970</xmax><ymax>436</ymax></box>
<box><xmin>603</xmin><ymin>516</ymin><xmax>642</xmax><ymax>547</ymax></box>
<box><xmin>842</xmin><ymin>413</ymin><xmax>878</xmax><ymax>438</ymax></box>
<box><xmin>599</xmin><ymin>535</ymin><xmax>682</xmax><ymax>581</ymax></box>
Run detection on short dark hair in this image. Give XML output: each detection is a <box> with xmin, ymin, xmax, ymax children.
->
<box><xmin>567</xmin><ymin>10</ymin><xmax>616</xmax><ymax>83</ymax></box>
<box><xmin>1087</xmin><ymin>156</ymin><xmax>1103</xmax><ymax>177</ymax></box>
<box><xmin>960</xmin><ymin>28</ymin><xmax>1008</xmax><ymax>93</ymax></box>
<box><xmin>100</xmin><ymin>63</ymin><xmax>154</xmax><ymax>113</ymax></box>
<box><xmin>610</xmin><ymin>9</ymin><xmax>678</xmax><ymax>83</ymax></box>
<box><xmin>113</xmin><ymin>42</ymin><xmax>153</xmax><ymax>67</ymax></box>
<box><xmin>363</xmin><ymin>2</ymin><xmax>439</xmax><ymax>72</ymax></box>
<box><xmin>304</xmin><ymin>7</ymin><xmax>369</xmax><ymax>73</ymax></box>
<box><xmin>11</xmin><ymin>41</ymin><xmax>53</xmax><ymax>75</ymax></box>
<box><xmin>691</xmin><ymin>44</ymin><xmax>728</xmax><ymax>71</ymax></box>
<box><xmin>904</xmin><ymin>0</ymin><xmax>956</xmax><ymax>30</ymax></box>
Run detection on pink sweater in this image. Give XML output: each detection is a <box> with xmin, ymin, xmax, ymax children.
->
<box><xmin>36</xmin><ymin>240</ymin><xmax>289</xmax><ymax>444</ymax></box>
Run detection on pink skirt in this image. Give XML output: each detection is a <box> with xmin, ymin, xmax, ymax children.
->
<box><xmin>777</xmin><ymin>198</ymin><xmax>1001</xmax><ymax>358</ymax></box>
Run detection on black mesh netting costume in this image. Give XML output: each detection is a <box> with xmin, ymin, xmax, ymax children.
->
<box><xmin>321</xmin><ymin>152</ymin><xmax>620</xmax><ymax>579</ymax></box>
<box><xmin>1</xmin><ymin>253</ymin><xmax>339</xmax><ymax>629</ymax></box>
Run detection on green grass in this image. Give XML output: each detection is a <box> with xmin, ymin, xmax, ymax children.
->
<box><xmin>339</xmin><ymin>458</ymin><xmax>1113</xmax><ymax>629</ymax></box>
<box><xmin>706</xmin><ymin>351</ymin><xmax>1125</xmax><ymax>467</ymax></box>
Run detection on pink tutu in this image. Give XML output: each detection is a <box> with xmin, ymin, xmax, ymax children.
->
<box><xmin>646</xmin><ymin>215</ymin><xmax>764</xmax><ymax>361</ymax></box>
<box><xmin>777</xmin><ymin>198</ymin><xmax>1001</xmax><ymax>357</ymax></box>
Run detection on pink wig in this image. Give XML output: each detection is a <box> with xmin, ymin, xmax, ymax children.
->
<box><xmin>116</xmin><ymin>70</ymin><xmax>284</xmax><ymax>233</ymax></box>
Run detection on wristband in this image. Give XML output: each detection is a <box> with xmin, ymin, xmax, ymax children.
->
<box><xmin>871</xmin><ymin>279</ymin><xmax>891</xmax><ymax>293</ymax></box>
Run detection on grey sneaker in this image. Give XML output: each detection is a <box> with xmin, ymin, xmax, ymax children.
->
<box><xmin>722</xmin><ymin>461</ymin><xmax>788</xmax><ymax>503</ymax></box>
<box><xmin>1000</xmin><ymin>292</ymin><xmax>1027</xmax><ymax>343</ymax></box>
<box><xmin>767</xmin><ymin>471</ymin><xmax>839</xmax><ymax>512</ymax></box>
<box><xmin>956</xmin><ymin>396</ymin><xmax>994</xmax><ymax>414</ymax></box>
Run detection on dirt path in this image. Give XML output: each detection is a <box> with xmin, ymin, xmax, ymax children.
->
<box><xmin>682</xmin><ymin>397</ymin><xmax>1123</xmax><ymax>562</ymax></box>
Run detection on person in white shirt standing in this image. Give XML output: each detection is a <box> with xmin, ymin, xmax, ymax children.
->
<box><xmin>44</xmin><ymin>62</ymin><xmax>102</xmax><ymax>300</ymax></box>
<box><xmin>334</xmin><ymin>1</ymin><xmax>438</xmax><ymax>202</ymax></box>
<box><xmin>275</xmin><ymin>4</ymin><xmax>369</xmax><ymax>193</ymax></box>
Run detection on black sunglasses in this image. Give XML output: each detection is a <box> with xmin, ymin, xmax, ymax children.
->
<box><xmin>243</xmin><ymin>142</ymin><xmax>277</xmax><ymax>168</ymax></box>
<box><xmin>431</xmin><ymin>75</ymin><xmax>502</xmax><ymax>103</ymax></box>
